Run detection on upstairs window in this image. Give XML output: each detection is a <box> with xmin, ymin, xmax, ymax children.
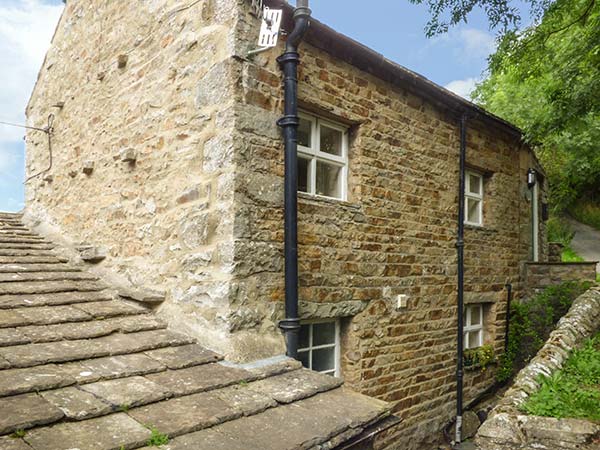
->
<box><xmin>297</xmin><ymin>113</ymin><xmax>348</xmax><ymax>200</ymax></box>
<box><xmin>463</xmin><ymin>305</ymin><xmax>484</xmax><ymax>349</ymax></box>
<box><xmin>465</xmin><ymin>170</ymin><xmax>483</xmax><ymax>226</ymax></box>
<box><xmin>298</xmin><ymin>320</ymin><xmax>340</xmax><ymax>376</ymax></box>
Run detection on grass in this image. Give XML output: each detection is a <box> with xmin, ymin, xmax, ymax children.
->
<box><xmin>547</xmin><ymin>215</ymin><xmax>574</xmax><ymax>247</ymax></box>
<box><xmin>547</xmin><ymin>214</ymin><xmax>588</xmax><ymax>262</ymax></box>
<box><xmin>146</xmin><ymin>426</ymin><xmax>169</xmax><ymax>446</ymax></box>
<box><xmin>10</xmin><ymin>430</ymin><xmax>26</xmax><ymax>438</ymax></box>
<box><xmin>521</xmin><ymin>333</ymin><xmax>600</xmax><ymax>421</ymax></box>
<box><xmin>570</xmin><ymin>199</ymin><xmax>600</xmax><ymax>231</ymax></box>
<box><xmin>562</xmin><ymin>246</ymin><xmax>585</xmax><ymax>262</ymax></box>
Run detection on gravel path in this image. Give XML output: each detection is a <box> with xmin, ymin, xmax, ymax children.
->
<box><xmin>567</xmin><ymin>217</ymin><xmax>600</xmax><ymax>272</ymax></box>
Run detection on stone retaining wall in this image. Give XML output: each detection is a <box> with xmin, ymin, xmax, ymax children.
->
<box><xmin>524</xmin><ymin>262</ymin><xmax>598</xmax><ymax>289</ymax></box>
<box><xmin>476</xmin><ymin>286</ymin><xmax>600</xmax><ymax>449</ymax></box>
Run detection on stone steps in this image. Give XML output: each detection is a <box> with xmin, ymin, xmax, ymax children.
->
<box><xmin>0</xmin><ymin>233</ymin><xmax>48</xmax><ymax>244</ymax></box>
<box><xmin>0</xmin><ymin>230</ymin><xmax>42</xmax><ymax>236</ymax></box>
<box><xmin>0</xmin><ymin>361</ymin><xmax>318</xmax><ymax>439</ymax></box>
<box><xmin>0</xmin><ymin>329</ymin><xmax>195</xmax><ymax>369</ymax></box>
<box><xmin>0</xmin><ymin>263</ymin><xmax>81</xmax><ymax>273</ymax></box>
<box><xmin>0</xmin><ymin>256</ymin><xmax>68</xmax><ymax>264</ymax></box>
<box><xmin>0</xmin><ymin>316</ymin><xmax>165</xmax><ymax>348</ymax></box>
<box><xmin>0</xmin><ymin>215</ymin><xmax>393</xmax><ymax>450</ymax></box>
<box><xmin>0</xmin><ymin>348</ymin><xmax>192</xmax><ymax>398</ymax></box>
<box><xmin>0</xmin><ymin>243</ymin><xmax>55</xmax><ymax>250</ymax></box>
<box><xmin>0</xmin><ymin>290</ymin><xmax>113</xmax><ymax>309</ymax></box>
<box><xmin>0</xmin><ymin>280</ymin><xmax>106</xmax><ymax>296</ymax></box>
<box><xmin>0</xmin><ymin>272</ymin><xmax>98</xmax><ymax>283</ymax></box>
<box><xmin>0</xmin><ymin>249</ymin><xmax>59</xmax><ymax>257</ymax></box>
<box><xmin>0</xmin><ymin>301</ymin><xmax>148</xmax><ymax>329</ymax></box>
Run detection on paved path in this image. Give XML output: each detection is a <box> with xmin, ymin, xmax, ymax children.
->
<box><xmin>566</xmin><ymin>217</ymin><xmax>600</xmax><ymax>272</ymax></box>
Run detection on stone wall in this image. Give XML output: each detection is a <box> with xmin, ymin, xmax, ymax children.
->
<box><xmin>476</xmin><ymin>286</ymin><xmax>600</xmax><ymax>449</ymax></box>
<box><xmin>524</xmin><ymin>262</ymin><xmax>598</xmax><ymax>289</ymax></box>
<box><xmin>231</xmin><ymin>4</ymin><xmax>548</xmax><ymax>448</ymax></box>
<box><xmin>24</xmin><ymin>0</ymin><xmax>285</xmax><ymax>360</ymax></box>
<box><xmin>24</xmin><ymin>1</ymin><xmax>549</xmax><ymax>448</ymax></box>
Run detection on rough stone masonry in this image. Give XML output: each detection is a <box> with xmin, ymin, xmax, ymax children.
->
<box><xmin>24</xmin><ymin>0</ymin><xmax>548</xmax><ymax>448</ymax></box>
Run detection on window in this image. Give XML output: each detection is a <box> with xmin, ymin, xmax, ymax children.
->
<box><xmin>297</xmin><ymin>113</ymin><xmax>348</xmax><ymax>200</ymax></box>
<box><xmin>298</xmin><ymin>320</ymin><xmax>340</xmax><ymax>376</ymax></box>
<box><xmin>465</xmin><ymin>171</ymin><xmax>483</xmax><ymax>226</ymax></box>
<box><xmin>463</xmin><ymin>305</ymin><xmax>483</xmax><ymax>349</ymax></box>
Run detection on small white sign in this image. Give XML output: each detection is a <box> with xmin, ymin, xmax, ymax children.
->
<box><xmin>251</xmin><ymin>0</ymin><xmax>263</xmax><ymax>17</ymax></box>
<box><xmin>258</xmin><ymin>7</ymin><xmax>283</xmax><ymax>48</ymax></box>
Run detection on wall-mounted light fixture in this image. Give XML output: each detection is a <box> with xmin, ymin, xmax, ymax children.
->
<box><xmin>527</xmin><ymin>168</ymin><xmax>537</xmax><ymax>189</ymax></box>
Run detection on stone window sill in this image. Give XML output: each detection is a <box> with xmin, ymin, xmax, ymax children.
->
<box><xmin>298</xmin><ymin>192</ymin><xmax>361</xmax><ymax>210</ymax></box>
<box><xmin>465</xmin><ymin>224</ymin><xmax>499</xmax><ymax>233</ymax></box>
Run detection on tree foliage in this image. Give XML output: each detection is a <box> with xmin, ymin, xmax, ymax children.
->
<box><xmin>409</xmin><ymin>0</ymin><xmax>554</xmax><ymax>36</ymax></box>
<box><xmin>472</xmin><ymin>0</ymin><xmax>600</xmax><ymax>210</ymax></box>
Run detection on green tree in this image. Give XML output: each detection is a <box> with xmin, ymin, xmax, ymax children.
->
<box><xmin>472</xmin><ymin>0</ymin><xmax>600</xmax><ymax>210</ymax></box>
<box><xmin>409</xmin><ymin>0</ymin><xmax>555</xmax><ymax>36</ymax></box>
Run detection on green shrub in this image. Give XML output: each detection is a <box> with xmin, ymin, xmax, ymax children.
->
<box><xmin>547</xmin><ymin>216</ymin><xmax>574</xmax><ymax>247</ymax></box>
<box><xmin>521</xmin><ymin>334</ymin><xmax>600</xmax><ymax>420</ymax></box>
<box><xmin>561</xmin><ymin>247</ymin><xmax>585</xmax><ymax>262</ymax></box>
<box><xmin>546</xmin><ymin>216</ymin><xmax>584</xmax><ymax>261</ymax></box>
<box><xmin>570</xmin><ymin>199</ymin><xmax>600</xmax><ymax>231</ymax></box>
<box><xmin>497</xmin><ymin>281</ymin><xmax>592</xmax><ymax>382</ymax></box>
<box><xmin>464</xmin><ymin>344</ymin><xmax>495</xmax><ymax>370</ymax></box>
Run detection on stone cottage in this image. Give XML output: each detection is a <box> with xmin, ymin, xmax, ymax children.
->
<box><xmin>23</xmin><ymin>0</ymin><xmax>547</xmax><ymax>448</ymax></box>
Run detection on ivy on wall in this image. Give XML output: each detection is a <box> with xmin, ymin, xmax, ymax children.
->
<box><xmin>497</xmin><ymin>281</ymin><xmax>593</xmax><ymax>382</ymax></box>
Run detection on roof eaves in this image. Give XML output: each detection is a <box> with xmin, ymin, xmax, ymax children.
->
<box><xmin>266</xmin><ymin>0</ymin><xmax>525</xmax><ymax>140</ymax></box>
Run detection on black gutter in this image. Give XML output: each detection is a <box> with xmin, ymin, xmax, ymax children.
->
<box><xmin>277</xmin><ymin>1</ymin><xmax>311</xmax><ymax>360</ymax></box>
<box><xmin>265</xmin><ymin>0</ymin><xmax>525</xmax><ymax>140</ymax></box>
<box><xmin>333</xmin><ymin>415</ymin><xmax>402</xmax><ymax>450</ymax></box>
<box><xmin>455</xmin><ymin>113</ymin><xmax>467</xmax><ymax>443</ymax></box>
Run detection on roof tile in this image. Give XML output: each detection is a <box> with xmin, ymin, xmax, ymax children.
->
<box><xmin>0</xmin><ymin>215</ymin><xmax>395</xmax><ymax>448</ymax></box>
<box><xmin>0</xmin><ymin>393</ymin><xmax>64</xmax><ymax>435</ymax></box>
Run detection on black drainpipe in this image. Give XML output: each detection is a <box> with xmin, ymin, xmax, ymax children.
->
<box><xmin>276</xmin><ymin>1</ymin><xmax>311</xmax><ymax>360</ymax></box>
<box><xmin>504</xmin><ymin>283</ymin><xmax>513</xmax><ymax>352</ymax></box>
<box><xmin>455</xmin><ymin>113</ymin><xmax>467</xmax><ymax>444</ymax></box>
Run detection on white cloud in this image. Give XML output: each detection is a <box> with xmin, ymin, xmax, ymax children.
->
<box><xmin>457</xmin><ymin>29</ymin><xmax>496</xmax><ymax>59</ymax></box>
<box><xmin>0</xmin><ymin>0</ymin><xmax>63</xmax><ymax>143</ymax></box>
<box><xmin>445</xmin><ymin>77</ymin><xmax>478</xmax><ymax>99</ymax></box>
<box><xmin>0</xmin><ymin>0</ymin><xmax>62</xmax><ymax>211</ymax></box>
<box><xmin>425</xmin><ymin>28</ymin><xmax>496</xmax><ymax>61</ymax></box>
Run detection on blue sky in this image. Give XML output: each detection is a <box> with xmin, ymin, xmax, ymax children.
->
<box><xmin>0</xmin><ymin>0</ymin><xmax>511</xmax><ymax>212</ymax></box>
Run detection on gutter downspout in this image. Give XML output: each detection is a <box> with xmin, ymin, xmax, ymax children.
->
<box><xmin>276</xmin><ymin>0</ymin><xmax>311</xmax><ymax>359</ymax></box>
<box><xmin>504</xmin><ymin>283</ymin><xmax>513</xmax><ymax>352</ymax></box>
<box><xmin>455</xmin><ymin>113</ymin><xmax>468</xmax><ymax>444</ymax></box>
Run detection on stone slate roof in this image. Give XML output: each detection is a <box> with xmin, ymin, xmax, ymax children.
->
<box><xmin>0</xmin><ymin>212</ymin><xmax>392</xmax><ymax>450</ymax></box>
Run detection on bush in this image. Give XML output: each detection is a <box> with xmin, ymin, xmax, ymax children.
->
<box><xmin>546</xmin><ymin>216</ymin><xmax>574</xmax><ymax>247</ymax></box>
<box><xmin>496</xmin><ymin>281</ymin><xmax>593</xmax><ymax>382</ymax></box>
<box><xmin>464</xmin><ymin>344</ymin><xmax>495</xmax><ymax>370</ymax></box>
<box><xmin>570</xmin><ymin>199</ymin><xmax>600</xmax><ymax>231</ymax></box>
<box><xmin>561</xmin><ymin>247</ymin><xmax>584</xmax><ymax>262</ymax></box>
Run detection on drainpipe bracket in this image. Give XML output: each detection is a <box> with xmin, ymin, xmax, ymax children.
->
<box><xmin>279</xmin><ymin>317</ymin><xmax>301</xmax><ymax>332</ymax></box>
<box><xmin>276</xmin><ymin>51</ymin><xmax>300</xmax><ymax>66</ymax></box>
<box><xmin>293</xmin><ymin>6</ymin><xmax>312</xmax><ymax>20</ymax></box>
<box><xmin>277</xmin><ymin>115</ymin><xmax>299</xmax><ymax>128</ymax></box>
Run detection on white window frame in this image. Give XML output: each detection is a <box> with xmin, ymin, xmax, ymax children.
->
<box><xmin>298</xmin><ymin>319</ymin><xmax>341</xmax><ymax>377</ymax></box>
<box><xmin>465</xmin><ymin>170</ymin><xmax>484</xmax><ymax>226</ymax></box>
<box><xmin>297</xmin><ymin>112</ymin><xmax>348</xmax><ymax>201</ymax></box>
<box><xmin>463</xmin><ymin>304</ymin><xmax>484</xmax><ymax>350</ymax></box>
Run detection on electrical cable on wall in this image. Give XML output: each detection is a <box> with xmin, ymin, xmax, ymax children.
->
<box><xmin>0</xmin><ymin>114</ymin><xmax>55</xmax><ymax>183</ymax></box>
